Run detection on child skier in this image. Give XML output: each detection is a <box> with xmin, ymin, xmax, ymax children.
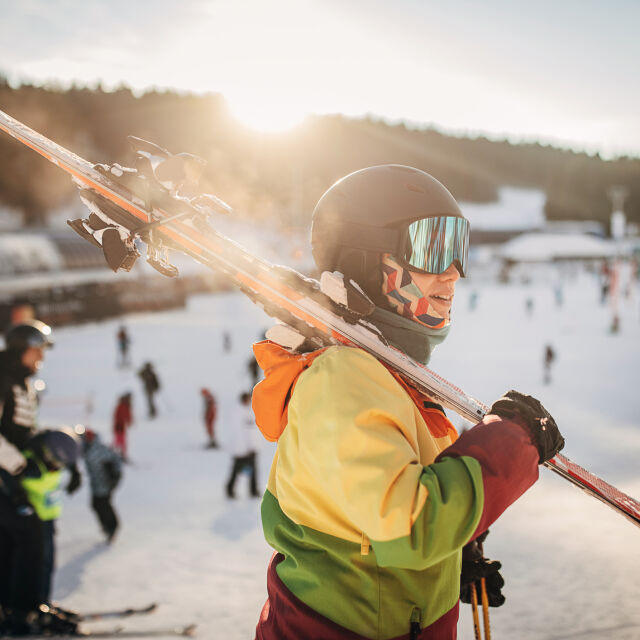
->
<box><xmin>252</xmin><ymin>165</ymin><xmax>565</xmax><ymax>639</ymax></box>
<box><xmin>81</xmin><ymin>428</ymin><xmax>122</xmax><ymax>543</ymax></box>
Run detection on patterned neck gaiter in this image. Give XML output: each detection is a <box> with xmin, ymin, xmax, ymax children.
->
<box><xmin>381</xmin><ymin>255</ymin><xmax>449</xmax><ymax>329</ymax></box>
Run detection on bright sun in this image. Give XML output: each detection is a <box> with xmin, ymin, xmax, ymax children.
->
<box><xmin>227</xmin><ymin>96</ymin><xmax>307</xmax><ymax>134</ymax></box>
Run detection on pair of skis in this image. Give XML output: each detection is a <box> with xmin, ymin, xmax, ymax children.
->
<box><xmin>32</xmin><ymin>604</ymin><xmax>195</xmax><ymax>638</ymax></box>
<box><xmin>75</xmin><ymin>625</ymin><xmax>196</xmax><ymax>638</ymax></box>
<box><xmin>0</xmin><ymin>107</ymin><xmax>638</xmax><ymax>530</ymax></box>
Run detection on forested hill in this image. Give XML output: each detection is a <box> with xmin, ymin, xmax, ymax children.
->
<box><xmin>1</xmin><ymin>81</ymin><xmax>639</xmax><ymax>230</ymax></box>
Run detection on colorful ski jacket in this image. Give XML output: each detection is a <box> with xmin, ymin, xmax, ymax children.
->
<box><xmin>252</xmin><ymin>341</ymin><xmax>540</xmax><ymax>640</ymax></box>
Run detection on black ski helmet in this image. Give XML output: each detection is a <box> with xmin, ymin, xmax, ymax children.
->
<box><xmin>311</xmin><ymin>165</ymin><xmax>467</xmax><ymax>303</ymax></box>
<box><xmin>5</xmin><ymin>320</ymin><xmax>54</xmax><ymax>353</ymax></box>
<box><xmin>31</xmin><ymin>427</ymin><xmax>81</xmax><ymax>469</ymax></box>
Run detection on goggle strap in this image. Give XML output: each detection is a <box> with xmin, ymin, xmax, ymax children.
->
<box><xmin>337</xmin><ymin>221</ymin><xmax>402</xmax><ymax>254</ymax></box>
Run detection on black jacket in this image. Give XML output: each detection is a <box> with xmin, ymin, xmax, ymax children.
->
<box><xmin>0</xmin><ymin>351</ymin><xmax>39</xmax><ymax>473</ymax></box>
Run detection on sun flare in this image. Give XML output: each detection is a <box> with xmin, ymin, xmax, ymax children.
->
<box><xmin>227</xmin><ymin>96</ymin><xmax>307</xmax><ymax>134</ymax></box>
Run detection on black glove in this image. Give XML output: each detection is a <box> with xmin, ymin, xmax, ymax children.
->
<box><xmin>0</xmin><ymin>468</ymin><xmax>35</xmax><ymax>516</ymax></box>
<box><xmin>489</xmin><ymin>390</ymin><xmax>565</xmax><ymax>463</ymax></box>
<box><xmin>66</xmin><ymin>464</ymin><xmax>82</xmax><ymax>495</ymax></box>
<box><xmin>460</xmin><ymin>531</ymin><xmax>505</xmax><ymax>608</ymax></box>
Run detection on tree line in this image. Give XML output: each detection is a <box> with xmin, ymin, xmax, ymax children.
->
<box><xmin>1</xmin><ymin>80</ymin><xmax>638</xmax><ymax>232</ymax></box>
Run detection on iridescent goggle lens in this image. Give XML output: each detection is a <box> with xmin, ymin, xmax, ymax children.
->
<box><xmin>403</xmin><ymin>216</ymin><xmax>469</xmax><ymax>276</ymax></box>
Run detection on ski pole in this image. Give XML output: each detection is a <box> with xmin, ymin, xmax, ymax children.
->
<box><xmin>476</xmin><ymin>538</ymin><xmax>491</xmax><ymax>640</ymax></box>
<box><xmin>480</xmin><ymin>578</ymin><xmax>491</xmax><ymax>640</ymax></box>
<box><xmin>470</xmin><ymin>580</ymin><xmax>491</xmax><ymax>640</ymax></box>
<box><xmin>470</xmin><ymin>583</ymin><xmax>482</xmax><ymax>640</ymax></box>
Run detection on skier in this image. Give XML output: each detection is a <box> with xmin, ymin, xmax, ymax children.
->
<box><xmin>0</xmin><ymin>320</ymin><xmax>54</xmax><ymax>472</ymax></box>
<box><xmin>543</xmin><ymin>344</ymin><xmax>556</xmax><ymax>385</ymax></box>
<box><xmin>81</xmin><ymin>428</ymin><xmax>122</xmax><ymax>543</ymax></box>
<box><xmin>0</xmin><ymin>428</ymin><xmax>81</xmax><ymax>637</ymax></box>
<box><xmin>251</xmin><ymin>165</ymin><xmax>565</xmax><ymax>639</ymax></box>
<box><xmin>137</xmin><ymin>362</ymin><xmax>160</xmax><ymax>418</ymax></box>
<box><xmin>600</xmin><ymin>260</ymin><xmax>611</xmax><ymax>304</ymax></box>
<box><xmin>116</xmin><ymin>325</ymin><xmax>131</xmax><ymax>368</ymax></box>
<box><xmin>112</xmin><ymin>392</ymin><xmax>133</xmax><ymax>460</ymax></box>
<box><xmin>225</xmin><ymin>392</ymin><xmax>259</xmax><ymax>499</ymax></box>
<box><xmin>20</xmin><ymin>428</ymin><xmax>82</xmax><ymax>607</ymax></box>
<box><xmin>0</xmin><ymin>322</ymin><xmax>83</xmax><ymax>631</ymax></box>
<box><xmin>247</xmin><ymin>354</ymin><xmax>260</xmax><ymax>387</ymax></box>
<box><xmin>200</xmin><ymin>388</ymin><xmax>218</xmax><ymax>448</ymax></box>
<box><xmin>525</xmin><ymin>296</ymin><xmax>534</xmax><ymax>316</ymax></box>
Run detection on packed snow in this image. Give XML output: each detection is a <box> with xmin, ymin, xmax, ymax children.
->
<box><xmin>34</xmin><ymin>262</ymin><xmax>640</xmax><ymax>640</ymax></box>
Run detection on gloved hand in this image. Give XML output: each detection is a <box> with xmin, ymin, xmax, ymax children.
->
<box><xmin>0</xmin><ymin>468</ymin><xmax>35</xmax><ymax>517</ymax></box>
<box><xmin>66</xmin><ymin>464</ymin><xmax>82</xmax><ymax>495</ymax></box>
<box><xmin>459</xmin><ymin>531</ymin><xmax>505</xmax><ymax>607</ymax></box>
<box><xmin>489</xmin><ymin>390</ymin><xmax>565</xmax><ymax>463</ymax></box>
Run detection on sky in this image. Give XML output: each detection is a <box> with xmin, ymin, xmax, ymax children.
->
<box><xmin>0</xmin><ymin>0</ymin><xmax>638</xmax><ymax>158</ymax></box>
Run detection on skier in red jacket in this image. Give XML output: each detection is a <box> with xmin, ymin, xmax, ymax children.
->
<box><xmin>112</xmin><ymin>393</ymin><xmax>132</xmax><ymax>461</ymax></box>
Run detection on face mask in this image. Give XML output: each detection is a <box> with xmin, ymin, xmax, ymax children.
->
<box><xmin>381</xmin><ymin>255</ymin><xmax>449</xmax><ymax>329</ymax></box>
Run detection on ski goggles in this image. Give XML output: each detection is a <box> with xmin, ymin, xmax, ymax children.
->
<box><xmin>399</xmin><ymin>215</ymin><xmax>469</xmax><ymax>277</ymax></box>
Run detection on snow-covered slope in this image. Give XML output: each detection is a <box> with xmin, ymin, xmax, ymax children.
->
<box><xmin>38</xmin><ymin>265</ymin><xmax>640</xmax><ymax>639</ymax></box>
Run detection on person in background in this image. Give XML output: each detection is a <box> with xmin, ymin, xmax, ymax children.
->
<box><xmin>225</xmin><ymin>392</ymin><xmax>259</xmax><ymax>499</ymax></box>
<box><xmin>20</xmin><ymin>428</ymin><xmax>81</xmax><ymax>609</ymax></box>
<box><xmin>0</xmin><ymin>428</ymin><xmax>81</xmax><ymax>637</ymax></box>
<box><xmin>1</xmin><ymin>320</ymin><xmax>55</xmax><ymax>478</ymax></box>
<box><xmin>247</xmin><ymin>354</ymin><xmax>260</xmax><ymax>387</ymax></box>
<box><xmin>543</xmin><ymin>344</ymin><xmax>556</xmax><ymax>385</ymax></box>
<box><xmin>116</xmin><ymin>325</ymin><xmax>131</xmax><ymax>368</ymax></box>
<box><xmin>200</xmin><ymin>388</ymin><xmax>218</xmax><ymax>449</ymax></box>
<box><xmin>80</xmin><ymin>428</ymin><xmax>122</xmax><ymax>543</ymax></box>
<box><xmin>0</xmin><ymin>321</ymin><xmax>83</xmax><ymax>636</ymax></box>
<box><xmin>112</xmin><ymin>393</ymin><xmax>133</xmax><ymax>461</ymax></box>
<box><xmin>137</xmin><ymin>362</ymin><xmax>160</xmax><ymax>419</ymax></box>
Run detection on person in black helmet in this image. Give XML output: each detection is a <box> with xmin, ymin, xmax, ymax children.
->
<box><xmin>0</xmin><ymin>322</ymin><xmax>81</xmax><ymax>636</ymax></box>
<box><xmin>0</xmin><ymin>321</ymin><xmax>82</xmax><ymax>497</ymax></box>
<box><xmin>253</xmin><ymin>166</ymin><xmax>564</xmax><ymax>640</ymax></box>
<box><xmin>1</xmin><ymin>320</ymin><xmax>54</xmax><ymax>489</ymax></box>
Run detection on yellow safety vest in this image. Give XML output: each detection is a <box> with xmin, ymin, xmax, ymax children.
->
<box><xmin>20</xmin><ymin>452</ymin><xmax>62</xmax><ymax>521</ymax></box>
